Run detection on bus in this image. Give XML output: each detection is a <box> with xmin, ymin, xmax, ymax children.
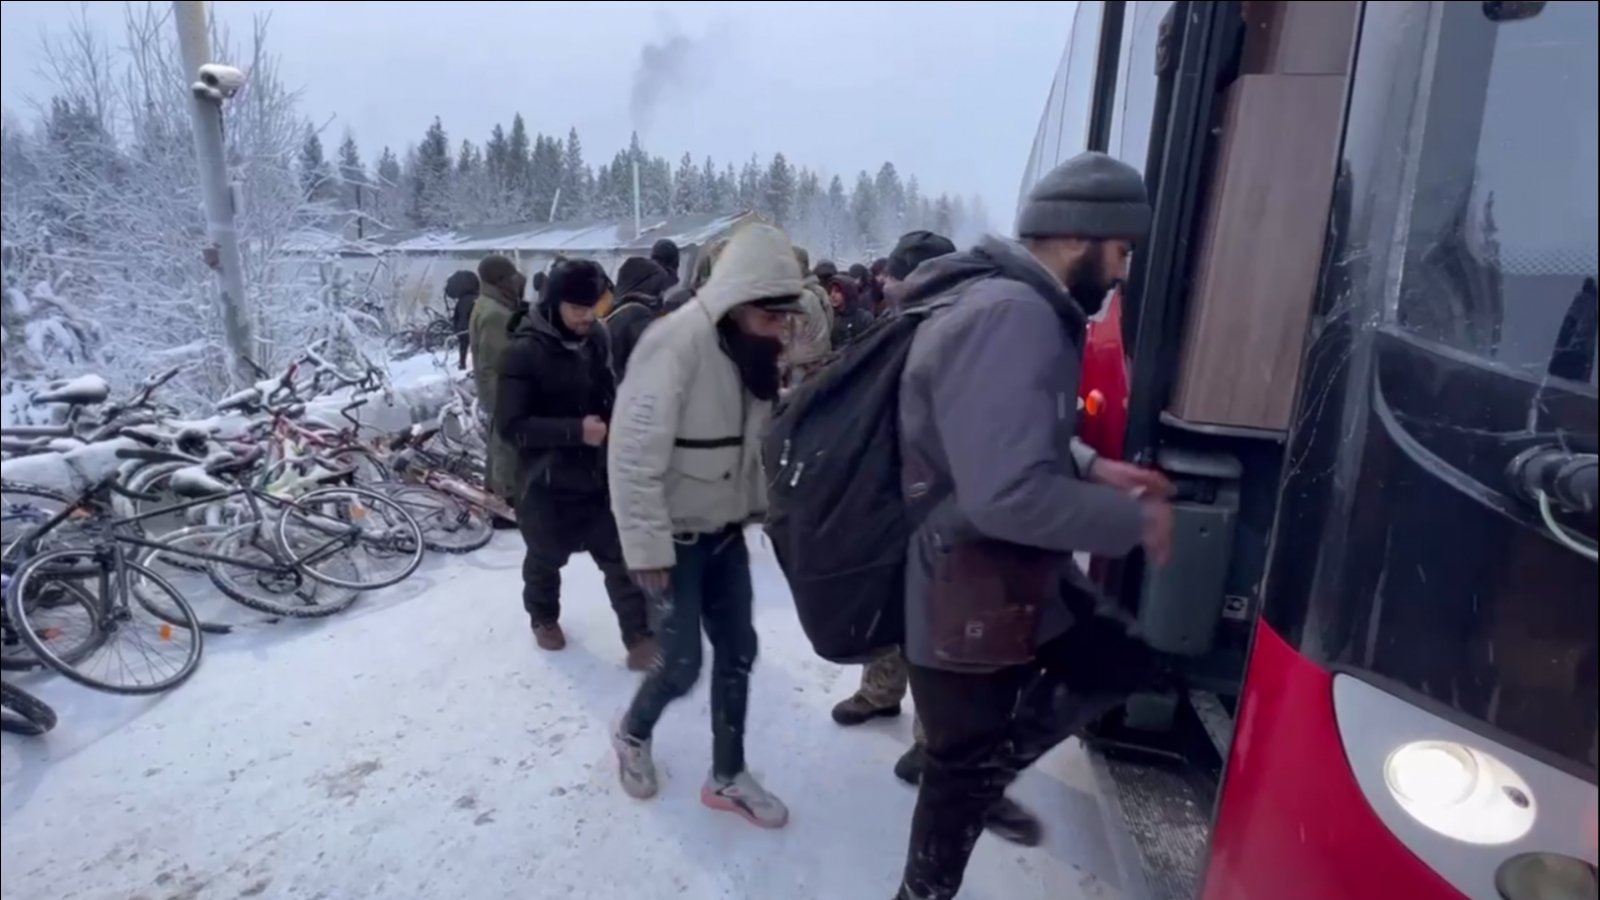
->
<box><xmin>1022</xmin><ymin>2</ymin><xmax>1599</xmax><ymax>898</ymax></box>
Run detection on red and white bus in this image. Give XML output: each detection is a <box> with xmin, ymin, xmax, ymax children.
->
<box><xmin>1025</xmin><ymin>2</ymin><xmax>1598</xmax><ymax>898</ymax></box>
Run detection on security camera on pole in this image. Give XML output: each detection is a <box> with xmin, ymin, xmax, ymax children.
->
<box><xmin>174</xmin><ymin>0</ymin><xmax>256</xmax><ymax>390</ymax></box>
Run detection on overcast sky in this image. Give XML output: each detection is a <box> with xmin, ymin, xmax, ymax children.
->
<box><xmin>0</xmin><ymin>0</ymin><xmax>1078</xmax><ymax>229</ymax></box>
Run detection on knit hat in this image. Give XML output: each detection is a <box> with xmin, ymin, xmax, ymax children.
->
<box><xmin>1016</xmin><ymin>151</ymin><xmax>1151</xmax><ymax>241</ymax></box>
<box><xmin>887</xmin><ymin>230</ymin><xmax>957</xmax><ymax>281</ymax></box>
<box><xmin>545</xmin><ymin>258</ymin><xmax>608</xmax><ymax>308</ymax></box>
<box><xmin>615</xmin><ymin>256</ymin><xmax>672</xmax><ymax>299</ymax></box>
<box><xmin>812</xmin><ymin>260</ymin><xmax>839</xmax><ymax>284</ymax></box>
<box><xmin>650</xmin><ymin>239</ymin><xmax>680</xmax><ymax>274</ymax></box>
<box><xmin>444</xmin><ymin>270</ymin><xmax>479</xmax><ymax>300</ymax></box>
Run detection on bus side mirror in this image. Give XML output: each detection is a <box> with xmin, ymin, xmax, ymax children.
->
<box><xmin>1483</xmin><ymin>1</ymin><xmax>1547</xmax><ymax>22</ymax></box>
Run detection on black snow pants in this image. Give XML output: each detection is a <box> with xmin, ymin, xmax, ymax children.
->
<box><xmin>899</xmin><ymin>612</ymin><xmax>1155</xmax><ymax>900</ymax></box>
<box><xmin>515</xmin><ymin>487</ymin><xmax>651</xmax><ymax>646</ymax></box>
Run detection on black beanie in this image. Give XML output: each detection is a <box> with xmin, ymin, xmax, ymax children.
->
<box><xmin>545</xmin><ymin>258</ymin><xmax>607</xmax><ymax>308</ymax></box>
<box><xmin>650</xmin><ymin>239</ymin><xmax>680</xmax><ymax>273</ymax></box>
<box><xmin>888</xmin><ymin>230</ymin><xmax>957</xmax><ymax>281</ymax></box>
<box><xmin>444</xmin><ymin>269</ymin><xmax>479</xmax><ymax>300</ymax></box>
<box><xmin>1016</xmin><ymin>151</ymin><xmax>1151</xmax><ymax>241</ymax></box>
<box><xmin>615</xmin><ymin>256</ymin><xmax>672</xmax><ymax>299</ymax></box>
<box><xmin>813</xmin><ymin>260</ymin><xmax>839</xmax><ymax>284</ymax></box>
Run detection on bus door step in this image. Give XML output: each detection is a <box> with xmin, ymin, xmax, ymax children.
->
<box><xmin>1088</xmin><ymin>749</ymin><xmax>1214</xmax><ymax>900</ymax></box>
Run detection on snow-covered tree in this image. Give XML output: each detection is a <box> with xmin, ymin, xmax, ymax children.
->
<box><xmin>823</xmin><ymin>174</ymin><xmax>849</xmax><ymax>260</ymax></box>
<box><xmin>737</xmin><ymin>155</ymin><xmax>761</xmax><ymax>212</ymax></box>
<box><xmin>558</xmin><ymin>127</ymin><xmax>590</xmax><ymax>220</ymax></box>
<box><xmin>672</xmin><ymin>152</ymin><xmax>700</xmax><ymax>216</ymax></box>
<box><xmin>408</xmin><ymin>118</ymin><xmax>453</xmax><ymax>229</ymax></box>
<box><xmin>371</xmin><ymin>146</ymin><xmax>405</xmax><ymax>228</ymax></box>
<box><xmin>851</xmin><ymin>171</ymin><xmax>880</xmax><ymax>258</ymax></box>
<box><xmin>298</xmin><ymin>126</ymin><xmax>336</xmax><ymax>205</ymax></box>
<box><xmin>336</xmin><ymin>130</ymin><xmax>369</xmax><ymax>214</ymax></box>
<box><xmin>530</xmin><ymin>133</ymin><xmax>563</xmax><ymax>222</ymax></box>
<box><xmin>763</xmin><ymin>153</ymin><xmax>796</xmax><ymax>228</ymax></box>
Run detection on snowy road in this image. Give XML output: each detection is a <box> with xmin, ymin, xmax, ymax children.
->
<box><xmin>1</xmin><ymin>531</ymin><xmax>1127</xmax><ymax>900</ymax></box>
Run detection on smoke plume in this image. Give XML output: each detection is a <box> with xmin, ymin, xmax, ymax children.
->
<box><xmin>629</xmin><ymin>30</ymin><xmax>713</xmax><ymax>138</ymax></box>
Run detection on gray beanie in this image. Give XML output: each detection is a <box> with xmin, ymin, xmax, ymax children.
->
<box><xmin>1016</xmin><ymin>151</ymin><xmax>1151</xmax><ymax>241</ymax></box>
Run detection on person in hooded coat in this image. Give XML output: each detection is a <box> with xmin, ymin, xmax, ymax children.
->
<box><xmin>826</xmin><ymin>275</ymin><xmax>875</xmax><ymax>350</ymax></box>
<box><xmin>604</xmin><ymin>256</ymin><xmax>677</xmax><ymax>381</ymax></box>
<box><xmin>446</xmin><ymin>270</ymin><xmax>480</xmax><ymax>370</ymax></box>
<box><xmin>469</xmin><ymin>255</ymin><xmax>527</xmax><ymax>502</ymax></box>
<box><xmin>651</xmin><ymin>239</ymin><xmax>681</xmax><ymax>287</ymax></box>
<box><xmin>607</xmin><ymin>223</ymin><xmax>807</xmax><ymax>830</ymax></box>
<box><xmin>494</xmin><ymin>258</ymin><xmax>656</xmax><ymax>669</ymax></box>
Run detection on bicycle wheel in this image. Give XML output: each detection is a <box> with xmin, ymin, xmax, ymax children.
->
<box><xmin>2</xmin><ymin>481</ymin><xmax>83</xmax><ymax>558</ymax></box>
<box><xmin>0</xmin><ymin>573</ymin><xmax>104</xmax><ymax>672</ymax></box>
<box><xmin>379</xmin><ymin>484</ymin><xmax>493</xmax><ymax>554</ymax></box>
<box><xmin>206</xmin><ymin>523</ymin><xmax>361</xmax><ymax>618</ymax></box>
<box><xmin>133</xmin><ymin>525</ymin><xmax>243</xmax><ymax>633</ymax></box>
<box><xmin>0</xmin><ymin>681</ymin><xmax>57</xmax><ymax>736</ymax></box>
<box><xmin>5</xmin><ymin>548</ymin><xmax>202</xmax><ymax>695</ymax></box>
<box><xmin>326</xmin><ymin>446</ymin><xmax>389</xmax><ymax>485</ymax></box>
<box><xmin>278</xmin><ymin>486</ymin><xmax>425</xmax><ymax>590</ymax></box>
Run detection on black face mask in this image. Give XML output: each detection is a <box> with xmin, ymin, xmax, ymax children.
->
<box><xmin>1064</xmin><ymin>245</ymin><xmax>1120</xmax><ymax>318</ymax></box>
<box><xmin>716</xmin><ymin>317</ymin><xmax>783</xmax><ymax>402</ymax></box>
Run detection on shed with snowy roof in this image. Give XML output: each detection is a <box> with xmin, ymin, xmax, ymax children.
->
<box><xmin>280</xmin><ymin>210</ymin><xmax>762</xmax><ymax>315</ymax></box>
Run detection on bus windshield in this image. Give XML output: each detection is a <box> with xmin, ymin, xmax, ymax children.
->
<box><xmin>1273</xmin><ymin>0</ymin><xmax>1597</xmax><ymax>775</ymax></box>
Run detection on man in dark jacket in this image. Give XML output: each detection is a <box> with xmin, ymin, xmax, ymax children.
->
<box><xmin>495</xmin><ymin>257</ymin><xmax>656</xmax><ymax>669</ymax></box>
<box><xmin>604</xmin><ymin>256</ymin><xmax>676</xmax><ymax>381</ymax></box>
<box><xmin>891</xmin><ymin>152</ymin><xmax>1175</xmax><ymax>900</ymax></box>
<box><xmin>650</xmin><ymin>239</ymin><xmax>680</xmax><ymax>287</ymax></box>
<box><xmin>446</xmin><ymin>270</ymin><xmax>480</xmax><ymax>370</ymax></box>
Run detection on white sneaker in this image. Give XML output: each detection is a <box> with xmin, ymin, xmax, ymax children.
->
<box><xmin>700</xmin><ymin>770</ymin><xmax>789</xmax><ymax>829</ymax></box>
<box><xmin>612</xmin><ymin>720</ymin><xmax>658</xmax><ymax>800</ymax></box>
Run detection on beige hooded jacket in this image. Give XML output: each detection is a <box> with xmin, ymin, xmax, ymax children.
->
<box><xmin>607</xmin><ymin>223</ymin><xmax>805</xmax><ymax>570</ymax></box>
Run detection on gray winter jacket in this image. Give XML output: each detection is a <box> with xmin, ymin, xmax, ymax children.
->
<box><xmin>898</xmin><ymin>236</ymin><xmax>1145</xmax><ymax>673</ymax></box>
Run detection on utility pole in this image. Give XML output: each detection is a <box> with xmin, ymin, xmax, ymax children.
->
<box><xmin>174</xmin><ymin>0</ymin><xmax>256</xmax><ymax>389</ymax></box>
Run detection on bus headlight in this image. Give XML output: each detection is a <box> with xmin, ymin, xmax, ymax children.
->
<box><xmin>1383</xmin><ymin>740</ymin><xmax>1537</xmax><ymax>845</ymax></box>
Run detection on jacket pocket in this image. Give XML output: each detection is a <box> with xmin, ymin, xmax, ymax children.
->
<box><xmin>665</xmin><ymin>444</ymin><xmax>741</xmax><ymax>523</ymax></box>
<box><xmin>927</xmin><ymin>539</ymin><xmax>1054</xmax><ymax>668</ymax></box>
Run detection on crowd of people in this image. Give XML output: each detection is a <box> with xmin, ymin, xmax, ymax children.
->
<box><xmin>441</xmin><ymin>150</ymin><xmax>1177</xmax><ymax>900</ymax></box>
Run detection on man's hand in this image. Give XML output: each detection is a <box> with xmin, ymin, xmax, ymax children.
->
<box><xmin>632</xmin><ymin>568</ymin><xmax>672</xmax><ymax>595</ymax></box>
<box><xmin>1089</xmin><ymin>458</ymin><xmax>1175</xmax><ymax>499</ymax></box>
<box><xmin>1140</xmin><ymin>501</ymin><xmax>1174</xmax><ymax>566</ymax></box>
<box><xmin>581</xmin><ymin>415</ymin><xmax>608</xmax><ymax>446</ymax></box>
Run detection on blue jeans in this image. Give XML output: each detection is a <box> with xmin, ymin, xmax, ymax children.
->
<box><xmin>623</xmin><ymin>526</ymin><xmax>758</xmax><ymax>778</ymax></box>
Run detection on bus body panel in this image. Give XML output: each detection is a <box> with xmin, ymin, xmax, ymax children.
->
<box><xmin>1201</xmin><ymin>624</ymin><xmax>1463</xmax><ymax>900</ymax></box>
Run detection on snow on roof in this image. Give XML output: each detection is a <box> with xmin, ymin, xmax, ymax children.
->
<box><xmin>284</xmin><ymin>211</ymin><xmax>759</xmax><ymax>257</ymax></box>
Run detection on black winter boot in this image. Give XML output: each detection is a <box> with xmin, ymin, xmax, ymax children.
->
<box><xmin>984</xmin><ymin>796</ymin><xmax>1044</xmax><ymax>847</ymax></box>
<box><xmin>893</xmin><ymin>744</ymin><xmax>925</xmax><ymax>785</ymax></box>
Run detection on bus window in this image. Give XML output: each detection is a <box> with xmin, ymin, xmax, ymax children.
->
<box><xmin>1107</xmin><ymin>1</ymin><xmax>1173</xmax><ymax>172</ymax></box>
<box><xmin>1394</xmin><ymin>0</ymin><xmax>1598</xmax><ymax>390</ymax></box>
<box><xmin>1017</xmin><ymin>1</ymin><xmax>1103</xmax><ymax>202</ymax></box>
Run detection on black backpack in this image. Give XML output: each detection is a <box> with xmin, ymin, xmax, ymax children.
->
<box><xmin>762</xmin><ymin>300</ymin><xmax>951</xmax><ymax>664</ymax></box>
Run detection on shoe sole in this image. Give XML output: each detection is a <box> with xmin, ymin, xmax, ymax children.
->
<box><xmin>831</xmin><ymin>702</ymin><xmax>902</xmax><ymax>727</ymax></box>
<box><xmin>700</xmin><ymin>785</ymin><xmax>788</xmax><ymax>829</ymax></box>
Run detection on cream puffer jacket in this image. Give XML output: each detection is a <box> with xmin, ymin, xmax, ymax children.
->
<box><xmin>607</xmin><ymin>223</ymin><xmax>805</xmax><ymax>570</ymax></box>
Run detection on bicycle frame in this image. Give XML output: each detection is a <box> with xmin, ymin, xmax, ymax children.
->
<box><xmin>18</xmin><ymin>482</ymin><xmax>362</xmax><ymax>579</ymax></box>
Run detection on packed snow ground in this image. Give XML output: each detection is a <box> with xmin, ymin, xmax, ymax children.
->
<box><xmin>1</xmin><ymin>530</ymin><xmax>1129</xmax><ymax>900</ymax></box>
